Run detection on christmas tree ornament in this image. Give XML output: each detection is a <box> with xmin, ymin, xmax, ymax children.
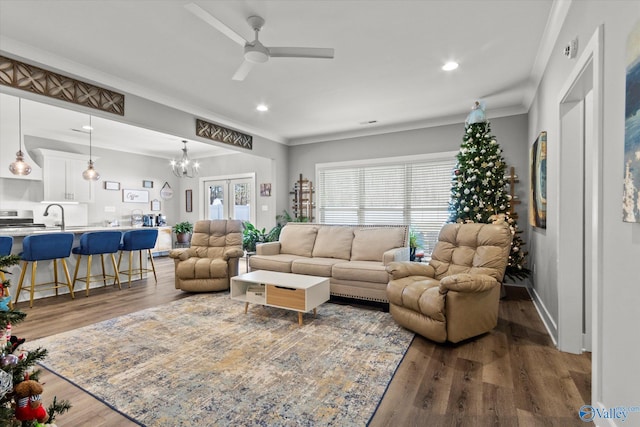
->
<box><xmin>0</xmin><ymin>296</ymin><xmax>10</xmax><ymax>311</ymax></box>
<box><xmin>1</xmin><ymin>353</ymin><xmax>18</xmax><ymax>367</ymax></box>
<box><xmin>0</xmin><ymin>369</ymin><xmax>12</xmax><ymax>398</ymax></box>
<box><xmin>14</xmin><ymin>379</ymin><xmax>48</xmax><ymax>422</ymax></box>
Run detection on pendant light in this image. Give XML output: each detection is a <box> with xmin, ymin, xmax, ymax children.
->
<box><xmin>170</xmin><ymin>140</ymin><xmax>200</xmax><ymax>178</ymax></box>
<box><xmin>82</xmin><ymin>115</ymin><xmax>100</xmax><ymax>181</ymax></box>
<box><xmin>8</xmin><ymin>98</ymin><xmax>32</xmax><ymax>176</ymax></box>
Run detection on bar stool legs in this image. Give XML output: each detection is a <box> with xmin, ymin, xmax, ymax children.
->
<box><xmin>72</xmin><ymin>253</ymin><xmax>122</xmax><ymax>297</ymax></box>
<box><xmin>117</xmin><ymin>248</ymin><xmax>156</xmax><ymax>286</ymax></box>
<box><xmin>14</xmin><ymin>258</ymin><xmax>75</xmax><ymax>308</ymax></box>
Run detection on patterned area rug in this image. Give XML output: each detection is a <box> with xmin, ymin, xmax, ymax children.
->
<box><xmin>29</xmin><ymin>293</ymin><xmax>413</xmax><ymax>426</ymax></box>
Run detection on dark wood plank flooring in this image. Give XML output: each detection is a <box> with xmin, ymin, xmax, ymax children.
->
<box><xmin>12</xmin><ymin>257</ymin><xmax>591</xmax><ymax>426</ymax></box>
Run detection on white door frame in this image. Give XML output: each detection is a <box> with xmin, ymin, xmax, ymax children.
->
<box><xmin>199</xmin><ymin>173</ymin><xmax>256</xmax><ymax>224</ymax></box>
<box><xmin>556</xmin><ymin>25</ymin><xmax>603</xmax><ymax>406</ymax></box>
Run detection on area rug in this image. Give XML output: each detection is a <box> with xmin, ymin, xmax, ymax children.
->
<box><xmin>29</xmin><ymin>293</ymin><xmax>414</xmax><ymax>426</ymax></box>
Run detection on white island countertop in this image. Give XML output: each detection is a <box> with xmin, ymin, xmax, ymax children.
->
<box><xmin>0</xmin><ymin>225</ymin><xmax>170</xmax><ymax>237</ymax></box>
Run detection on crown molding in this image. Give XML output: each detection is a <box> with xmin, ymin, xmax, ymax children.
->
<box><xmin>523</xmin><ymin>0</ymin><xmax>573</xmax><ymax>109</ymax></box>
<box><xmin>287</xmin><ymin>105</ymin><xmax>528</xmax><ymax>146</ymax></box>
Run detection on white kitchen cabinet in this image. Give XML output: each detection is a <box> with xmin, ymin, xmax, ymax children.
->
<box><xmin>35</xmin><ymin>149</ymin><xmax>95</xmax><ymax>202</ymax></box>
<box><xmin>0</xmin><ymin>94</ymin><xmax>42</xmax><ymax>180</ymax></box>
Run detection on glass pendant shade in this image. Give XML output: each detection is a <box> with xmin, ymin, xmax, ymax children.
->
<box><xmin>9</xmin><ymin>98</ymin><xmax>32</xmax><ymax>176</ymax></box>
<box><xmin>82</xmin><ymin>160</ymin><xmax>100</xmax><ymax>181</ymax></box>
<box><xmin>83</xmin><ymin>116</ymin><xmax>100</xmax><ymax>181</ymax></box>
<box><xmin>9</xmin><ymin>150</ymin><xmax>32</xmax><ymax>176</ymax></box>
<box><xmin>171</xmin><ymin>140</ymin><xmax>200</xmax><ymax>178</ymax></box>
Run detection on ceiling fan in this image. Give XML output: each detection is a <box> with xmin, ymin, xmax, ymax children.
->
<box><xmin>185</xmin><ymin>3</ymin><xmax>335</xmax><ymax>81</ymax></box>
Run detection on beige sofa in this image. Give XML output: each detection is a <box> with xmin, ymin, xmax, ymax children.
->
<box><xmin>248</xmin><ymin>223</ymin><xmax>409</xmax><ymax>303</ymax></box>
<box><xmin>386</xmin><ymin>222</ymin><xmax>512</xmax><ymax>343</ymax></box>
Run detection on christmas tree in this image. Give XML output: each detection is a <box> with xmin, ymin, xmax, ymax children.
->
<box><xmin>0</xmin><ymin>254</ymin><xmax>71</xmax><ymax>426</ymax></box>
<box><xmin>448</xmin><ymin>102</ymin><xmax>530</xmax><ymax>280</ymax></box>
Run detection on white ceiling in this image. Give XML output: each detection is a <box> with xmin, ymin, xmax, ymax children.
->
<box><xmin>0</xmin><ymin>0</ymin><xmax>557</xmax><ymax>154</ymax></box>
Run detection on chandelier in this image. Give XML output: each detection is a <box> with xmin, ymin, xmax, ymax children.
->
<box><xmin>171</xmin><ymin>140</ymin><xmax>200</xmax><ymax>178</ymax></box>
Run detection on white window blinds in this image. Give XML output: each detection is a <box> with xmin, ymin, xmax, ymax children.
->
<box><xmin>317</xmin><ymin>153</ymin><xmax>457</xmax><ymax>254</ymax></box>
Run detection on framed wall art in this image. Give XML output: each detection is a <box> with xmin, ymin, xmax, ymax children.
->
<box><xmin>104</xmin><ymin>181</ymin><xmax>120</xmax><ymax>191</ymax></box>
<box><xmin>123</xmin><ymin>189</ymin><xmax>149</xmax><ymax>203</ymax></box>
<box><xmin>151</xmin><ymin>199</ymin><xmax>161</xmax><ymax>211</ymax></box>
<box><xmin>623</xmin><ymin>20</ymin><xmax>640</xmax><ymax>222</ymax></box>
<box><xmin>160</xmin><ymin>182</ymin><xmax>174</xmax><ymax>200</ymax></box>
<box><xmin>260</xmin><ymin>183</ymin><xmax>272</xmax><ymax>197</ymax></box>
<box><xmin>185</xmin><ymin>189</ymin><xmax>193</xmax><ymax>212</ymax></box>
<box><xmin>529</xmin><ymin>131</ymin><xmax>547</xmax><ymax>228</ymax></box>
<box><xmin>143</xmin><ymin>180</ymin><xmax>154</xmax><ymax>189</ymax></box>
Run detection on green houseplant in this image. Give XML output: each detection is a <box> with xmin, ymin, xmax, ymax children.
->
<box><xmin>242</xmin><ymin>221</ymin><xmax>269</xmax><ymax>253</ymax></box>
<box><xmin>173</xmin><ymin>221</ymin><xmax>193</xmax><ymax>244</ymax></box>
<box><xmin>408</xmin><ymin>227</ymin><xmax>424</xmax><ymax>261</ymax></box>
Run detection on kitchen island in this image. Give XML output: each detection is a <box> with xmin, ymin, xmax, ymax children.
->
<box><xmin>0</xmin><ymin>225</ymin><xmax>173</xmax><ymax>304</ymax></box>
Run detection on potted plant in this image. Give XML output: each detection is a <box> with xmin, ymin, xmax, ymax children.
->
<box><xmin>409</xmin><ymin>227</ymin><xmax>423</xmax><ymax>262</ymax></box>
<box><xmin>173</xmin><ymin>221</ymin><xmax>193</xmax><ymax>244</ymax></box>
<box><xmin>242</xmin><ymin>221</ymin><xmax>268</xmax><ymax>253</ymax></box>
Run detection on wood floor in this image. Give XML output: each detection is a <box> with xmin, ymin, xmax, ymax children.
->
<box><xmin>12</xmin><ymin>257</ymin><xmax>591</xmax><ymax>426</ymax></box>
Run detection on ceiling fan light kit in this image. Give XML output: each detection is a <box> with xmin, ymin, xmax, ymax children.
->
<box><xmin>186</xmin><ymin>3</ymin><xmax>334</xmax><ymax>81</ymax></box>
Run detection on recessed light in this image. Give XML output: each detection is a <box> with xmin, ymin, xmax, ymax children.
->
<box><xmin>442</xmin><ymin>61</ymin><xmax>459</xmax><ymax>71</ymax></box>
<box><xmin>256</xmin><ymin>104</ymin><xmax>268</xmax><ymax>112</ymax></box>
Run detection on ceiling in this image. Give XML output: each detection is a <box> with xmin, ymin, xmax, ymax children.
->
<box><xmin>0</xmin><ymin>0</ymin><xmax>557</xmax><ymax>153</ymax></box>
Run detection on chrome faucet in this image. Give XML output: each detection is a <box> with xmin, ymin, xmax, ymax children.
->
<box><xmin>43</xmin><ymin>203</ymin><xmax>65</xmax><ymax>231</ymax></box>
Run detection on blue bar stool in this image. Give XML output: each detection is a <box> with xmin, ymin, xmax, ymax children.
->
<box><xmin>72</xmin><ymin>231</ymin><xmax>123</xmax><ymax>297</ymax></box>
<box><xmin>0</xmin><ymin>236</ymin><xmax>14</xmax><ymax>309</ymax></box>
<box><xmin>14</xmin><ymin>233</ymin><xmax>75</xmax><ymax>308</ymax></box>
<box><xmin>117</xmin><ymin>229</ymin><xmax>158</xmax><ymax>286</ymax></box>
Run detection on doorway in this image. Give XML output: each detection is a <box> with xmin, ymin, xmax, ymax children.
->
<box><xmin>556</xmin><ymin>26</ymin><xmax>603</xmax><ymax>407</ymax></box>
<box><xmin>201</xmin><ymin>174</ymin><xmax>255</xmax><ymax>224</ymax></box>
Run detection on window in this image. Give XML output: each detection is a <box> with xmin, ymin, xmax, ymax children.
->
<box><xmin>317</xmin><ymin>152</ymin><xmax>457</xmax><ymax>254</ymax></box>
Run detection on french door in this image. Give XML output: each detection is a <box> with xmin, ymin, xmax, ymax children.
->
<box><xmin>202</xmin><ymin>175</ymin><xmax>254</xmax><ymax>223</ymax></box>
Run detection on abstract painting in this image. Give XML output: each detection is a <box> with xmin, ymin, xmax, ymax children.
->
<box><xmin>529</xmin><ymin>131</ymin><xmax>547</xmax><ymax>228</ymax></box>
<box><xmin>623</xmin><ymin>20</ymin><xmax>640</xmax><ymax>222</ymax></box>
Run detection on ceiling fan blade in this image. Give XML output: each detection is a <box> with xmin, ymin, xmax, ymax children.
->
<box><xmin>184</xmin><ymin>3</ymin><xmax>247</xmax><ymax>47</ymax></box>
<box><xmin>268</xmin><ymin>47</ymin><xmax>335</xmax><ymax>59</ymax></box>
<box><xmin>232</xmin><ymin>61</ymin><xmax>255</xmax><ymax>81</ymax></box>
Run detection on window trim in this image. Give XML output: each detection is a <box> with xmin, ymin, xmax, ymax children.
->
<box><xmin>315</xmin><ymin>151</ymin><xmax>458</xmax><ymax>253</ymax></box>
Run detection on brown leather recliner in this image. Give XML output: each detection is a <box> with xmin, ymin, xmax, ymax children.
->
<box><xmin>386</xmin><ymin>222</ymin><xmax>512</xmax><ymax>343</ymax></box>
<box><xmin>169</xmin><ymin>219</ymin><xmax>244</xmax><ymax>292</ymax></box>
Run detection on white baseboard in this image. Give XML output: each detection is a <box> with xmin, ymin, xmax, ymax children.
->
<box><xmin>527</xmin><ymin>286</ymin><xmax>558</xmax><ymax>347</ymax></box>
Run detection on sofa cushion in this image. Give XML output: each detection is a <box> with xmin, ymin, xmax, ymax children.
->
<box><xmin>279</xmin><ymin>225</ymin><xmax>319</xmax><ymax>257</ymax></box>
<box><xmin>291</xmin><ymin>257</ymin><xmax>344</xmax><ymax>277</ymax></box>
<box><xmin>311</xmin><ymin>226</ymin><xmax>354</xmax><ymax>259</ymax></box>
<box><xmin>332</xmin><ymin>261</ymin><xmax>389</xmax><ymax>284</ymax></box>
<box><xmin>351</xmin><ymin>227</ymin><xmax>406</xmax><ymax>262</ymax></box>
<box><xmin>175</xmin><ymin>257</ymin><xmax>228</xmax><ymax>279</ymax></box>
<box><xmin>249</xmin><ymin>254</ymin><xmax>307</xmax><ymax>273</ymax></box>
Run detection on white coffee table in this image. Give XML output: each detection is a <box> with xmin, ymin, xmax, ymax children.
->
<box><xmin>230</xmin><ymin>270</ymin><xmax>330</xmax><ymax>325</ymax></box>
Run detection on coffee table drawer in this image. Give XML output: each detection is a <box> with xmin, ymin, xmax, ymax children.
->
<box><xmin>266</xmin><ymin>284</ymin><xmax>305</xmax><ymax>310</ymax></box>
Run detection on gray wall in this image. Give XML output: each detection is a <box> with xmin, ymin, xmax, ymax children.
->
<box><xmin>288</xmin><ymin>114</ymin><xmax>530</xmax><ymax>248</ymax></box>
<box><xmin>528</xmin><ymin>0</ymin><xmax>640</xmax><ymax>412</ymax></box>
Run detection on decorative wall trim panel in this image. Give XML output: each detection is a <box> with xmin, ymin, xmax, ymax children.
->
<box><xmin>196</xmin><ymin>118</ymin><xmax>252</xmax><ymax>150</ymax></box>
<box><xmin>0</xmin><ymin>55</ymin><xmax>125</xmax><ymax>116</ymax></box>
